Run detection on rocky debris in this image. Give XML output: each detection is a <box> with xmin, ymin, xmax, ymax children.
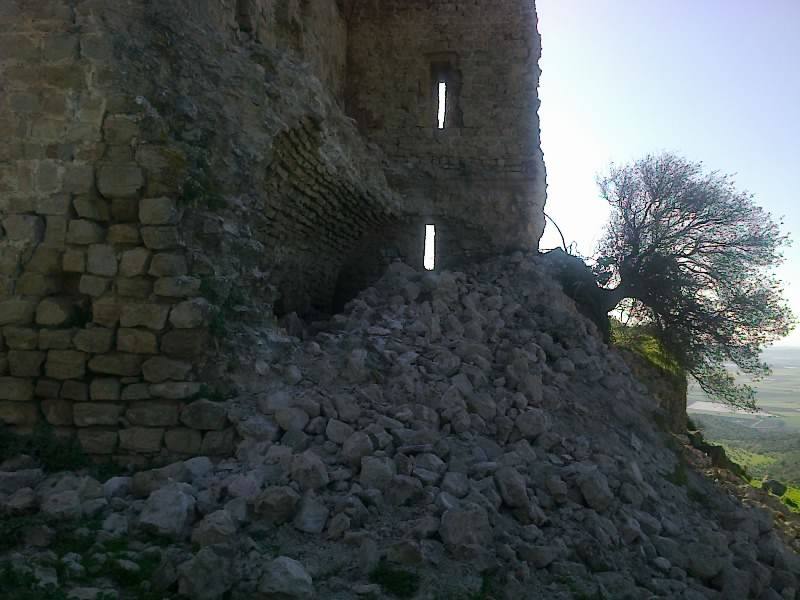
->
<box><xmin>1</xmin><ymin>255</ymin><xmax>799</xmax><ymax>599</ymax></box>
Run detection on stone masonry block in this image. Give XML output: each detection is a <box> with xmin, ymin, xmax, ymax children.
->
<box><xmin>67</xmin><ymin>219</ymin><xmax>106</xmax><ymax>244</ymax></box>
<box><xmin>126</xmin><ymin>401</ymin><xmax>180</xmax><ymax>427</ymax></box>
<box><xmin>97</xmin><ymin>163</ymin><xmax>143</xmax><ymax>199</ymax></box>
<box><xmin>46</xmin><ymin>350</ymin><xmax>87</xmax><ymax>380</ymax></box>
<box><xmin>141</xmin><ymin>226</ymin><xmax>181</xmax><ymax>250</ymax></box>
<box><xmin>119</xmin><ymin>427</ymin><xmax>164</xmax><ymax>453</ymax></box>
<box><xmin>36</xmin><ymin>194</ymin><xmax>71</xmax><ymax>216</ymax></box>
<box><xmin>107</xmin><ymin>224</ymin><xmax>140</xmax><ymax>245</ymax></box>
<box><xmin>73</xmin><ymin>196</ymin><xmax>110</xmax><ymax>221</ymax></box>
<box><xmin>92</xmin><ymin>297</ymin><xmax>121</xmax><ymax>327</ymax></box>
<box><xmin>0</xmin><ymin>377</ymin><xmax>35</xmax><ymax>401</ymax></box>
<box><xmin>3</xmin><ymin>327</ymin><xmax>38</xmax><ymax>350</ymax></box>
<box><xmin>36</xmin><ymin>297</ymin><xmax>74</xmax><ymax>326</ymax></box>
<box><xmin>73</xmin><ymin>402</ymin><xmax>123</xmax><ymax>426</ymax></box>
<box><xmin>154</xmin><ymin>276</ymin><xmax>200</xmax><ymax>298</ymax></box>
<box><xmin>148</xmin><ymin>253</ymin><xmax>187</xmax><ymax>277</ymax></box>
<box><xmin>119</xmin><ymin>303</ymin><xmax>170</xmax><ymax>330</ymax></box>
<box><xmin>141</xmin><ymin>356</ymin><xmax>192</xmax><ymax>383</ymax></box>
<box><xmin>0</xmin><ymin>300</ymin><xmax>36</xmax><ymax>326</ymax></box>
<box><xmin>39</xmin><ymin>329</ymin><xmax>74</xmax><ymax>350</ymax></box>
<box><xmin>115</xmin><ymin>277</ymin><xmax>152</xmax><ymax>298</ymax></box>
<box><xmin>161</xmin><ymin>329</ymin><xmax>208</xmax><ymax>358</ymax></box>
<box><xmin>63</xmin><ymin>249</ymin><xmax>86</xmax><ymax>273</ymax></box>
<box><xmin>17</xmin><ymin>273</ymin><xmax>61</xmax><ymax>295</ymax></box>
<box><xmin>88</xmin><ymin>353</ymin><xmax>142</xmax><ymax>377</ymax></box>
<box><xmin>165</xmin><ymin>428</ymin><xmax>202</xmax><ymax>454</ymax></box>
<box><xmin>87</xmin><ymin>244</ymin><xmax>118</xmax><ymax>276</ymax></box>
<box><xmin>8</xmin><ymin>350</ymin><xmax>46</xmax><ymax>377</ymax></box>
<box><xmin>2</xmin><ymin>215</ymin><xmax>44</xmax><ymax>242</ymax></box>
<box><xmin>90</xmin><ymin>378</ymin><xmax>121</xmax><ymax>401</ymax></box>
<box><xmin>0</xmin><ymin>401</ymin><xmax>39</xmax><ymax>426</ymax></box>
<box><xmin>63</xmin><ymin>164</ymin><xmax>94</xmax><ymax>194</ymax></box>
<box><xmin>149</xmin><ymin>382</ymin><xmax>201</xmax><ymax>400</ymax></box>
<box><xmin>117</xmin><ymin>328</ymin><xmax>158</xmax><ymax>354</ymax></box>
<box><xmin>41</xmin><ymin>399</ymin><xmax>73</xmax><ymax>426</ymax></box>
<box><xmin>139</xmin><ymin>197</ymin><xmax>178</xmax><ymax>225</ymax></box>
<box><xmin>73</xmin><ymin>328</ymin><xmax>114</xmax><ymax>354</ymax></box>
<box><xmin>119</xmin><ymin>248</ymin><xmax>150</xmax><ymax>277</ymax></box>
<box><xmin>78</xmin><ymin>429</ymin><xmax>118</xmax><ymax>454</ymax></box>
<box><xmin>61</xmin><ymin>380</ymin><xmax>88</xmax><ymax>401</ymax></box>
<box><xmin>79</xmin><ymin>274</ymin><xmax>110</xmax><ymax>297</ymax></box>
<box><xmin>103</xmin><ymin>115</ymin><xmax>139</xmax><ymax>145</ymax></box>
<box><xmin>26</xmin><ymin>247</ymin><xmax>63</xmax><ymax>274</ymax></box>
<box><xmin>169</xmin><ymin>300</ymin><xmax>208</xmax><ymax>329</ymax></box>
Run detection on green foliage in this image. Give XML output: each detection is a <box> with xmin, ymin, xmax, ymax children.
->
<box><xmin>369</xmin><ymin>561</ymin><xmax>420</xmax><ymax>598</ymax></box>
<box><xmin>611</xmin><ymin>320</ymin><xmax>683</xmax><ymax>378</ymax></box>
<box><xmin>179</xmin><ymin>157</ymin><xmax>227</xmax><ymax>210</ymax></box>
<box><xmin>0</xmin><ymin>514</ymin><xmax>45</xmax><ymax>553</ymax></box>
<box><xmin>596</xmin><ymin>152</ymin><xmax>795</xmax><ymax>410</ymax></box>
<box><xmin>0</xmin><ymin>563</ymin><xmax>72</xmax><ymax>600</ymax></box>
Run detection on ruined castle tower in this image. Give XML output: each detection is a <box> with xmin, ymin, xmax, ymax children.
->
<box><xmin>0</xmin><ymin>0</ymin><xmax>546</xmax><ymax>458</ymax></box>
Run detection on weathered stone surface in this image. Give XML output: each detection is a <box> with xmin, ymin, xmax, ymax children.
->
<box><xmin>119</xmin><ymin>303</ymin><xmax>170</xmax><ymax>330</ymax></box>
<box><xmin>41</xmin><ymin>490</ymin><xmax>82</xmax><ymax>520</ymax></box>
<box><xmin>88</xmin><ymin>353</ymin><xmax>142</xmax><ymax>376</ymax></box>
<box><xmin>90</xmin><ymin>378</ymin><xmax>121</xmax><ymax>400</ymax></box>
<box><xmin>516</xmin><ymin>408</ymin><xmax>551</xmax><ymax>440</ymax></box>
<box><xmin>39</xmin><ymin>328</ymin><xmax>74</xmax><ymax>350</ymax></box>
<box><xmin>494</xmin><ymin>466</ymin><xmax>529</xmax><ymax>508</ymax></box>
<box><xmin>66</xmin><ymin>219</ymin><xmax>105</xmax><ymax>245</ymax></box>
<box><xmin>73</xmin><ymin>402</ymin><xmax>123</xmax><ymax>426</ymax></box>
<box><xmin>46</xmin><ymin>350</ymin><xmax>87</xmax><ymax>380</ymax></box>
<box><xmin>161</xmin><ymin>329</ymin><xmax>208</xmax><ymax>358</ymax></box>
<box><xmin>139</xmin><ymin>197</ymin><xmax>179</xmax><ymax>225</ymax></box>
<box><xmin>148</xmin><ymin>253</ymin><xmax>187</xmax><ymax>277</ymax></box>
<box><xmin>255</xmin><ymin>486</ymin><xmax>300</xmax><ymax>523</ymax></box>
<box><xmin>119</xmin><ymin>247</ymin><xmax>150</xmax><ymax>277</ymax></box>
<box><xmin>79</xmin><ymin>274</ymin><xmax>110</xmax><ymax>297</ymax></box>
<box><xmin>8</xmin><ymin>350</ymin><xmax>46</xmax><ymax>376</ymax></box>
<box><xmin>139</xmin><ymin>483</ymin><xmax>196</xmax><ymax>538</ymax></box>
<box><xmin>3</xmin><ymin>215</ymin><xmax>44</xmax><ymax>241</ymax></box>
<box><xmin>73</xmin><ymin>328</ymin><xmax>114</xmax><ymax>353</ymax></box>
<box><xmin>577</xmin><ymin>468</ymin><xmax>614</xmax><ymax>512</ymax></box>
<box><xmin>62</xmin><ymin>248</ymin><xmax>87</xmax><ymax>273</ymax></box>
<box><xmin>41</xmin><ymin>399</ymin><xmax>74</xmax><ymax>425</ymax></box>
<box><xmin>87</xmin><ymin>244</ymin><xmax>118</xmax><ymax>276</ymax></box>
<box><xmin>97</xmin><ymin>163</ymin><xmax>143</xmax><ymax>199</ymax></box>
<box><xmin>290</xmin><ymin>451</ymin><xmax>329</xmax><ymax>491</ymax></box>
<box><xmin>293</xmin><ymin>494</ymin><xmax>329</xmax><ymax>534</ymax></box>
<box><xmin>119</xmin><ymin>427</ymin><xmax>164</xmax><ymax>452</ymax></box>
<box><xmin>78</xmin><ymin>429</ymin><xmax>118</xmax><ymax>454</ymax></box>
<box><xmin>141</xmin><ymin>226</ymin><xmax>181</xmax><ymax>250</ymax></box>
<box><xmin>126</xmin><ymin>401</ymin><xmax>180</xmax><ymax>426</ymax></box>
<box><xmin>142</xmin><ymin>356</ymin><xmax>192</xmax><ymax>383</ymax></box>
<box><xmin>191</xmin><ymin>510</ymin><xmax>237</xmax><ymax>546</ymax></box>
<box><xmin>168</xmin><ymin>299</ymin><xmax>208</xmax><ymax>328</ymax></box>
<box><xmin>440</xmin><ymin>505</ymin><xmax>493</xmax><ymax>557</ymax></box>
<box><xmin>0</xmin><ymin>300</ymin><xmax>36</xmax><ymax>326</ymax></box>
<box><xmin>107</xmin><ymin>224</ymin><xmax>141</xmax><ymax>245</ymax></box>
<box><xmin>200</xmin><ymin>428</ymin><xmax>235</xmax><ymax>455</ymax></box>
<box><xmin>35</xmin><ymin>298</ymin><xmax>74</xmax><ymax>326</ymax></box>
<box><xmin>149</xmin><ymin>382</ymin><xmax>201</xmax><ymax>399</ymax></box>
<box><xmin>154</xmin><ymin>276</ymin><xmax>200</xmax><ymax>298</ymax></box>
<box><xmin>360</xmin><ymin>456</ymin><xmax>395</xmax><ymax>491</ymax></box>
<box><xmin>3</xmin><ymin>327</ymin><xmax>39</xmax><ymax>350</ymax></box>
<box><xmin>259</xmin><ymin>556</ymin><xmax>314</xmax><ymax>598</ymax></box>
<box><xmin>165</xmin><ymin>428</ymin><xmax>202</xmax><ymax>454</ymax></box>
<box><xmin>117</xmin><ymin>328</ymin><xmax>158</xmax><ymax>354</ymax></box>
<box><xmin>178</xmin><ymin>547</ymin><xmax>232</xmax><ymax>600</ymax></box>
<box><xmin>181</xmin><ymin>400</ymin><xmax>227</xmax><ymax>430</ymax></box>
<box><xmin>0</xmin><ymin>401</ymin><xmax>39</xmax><ymax>425</ymax></box>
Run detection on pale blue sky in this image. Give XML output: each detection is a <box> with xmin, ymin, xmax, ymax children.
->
<box><xmin>537</xmin><ymin>0</ymin><xmax>800</xmax><ymax>345</ymax></box>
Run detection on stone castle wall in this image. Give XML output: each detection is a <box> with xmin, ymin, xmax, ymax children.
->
<box><xmin>0</xmin><ymin>0</ymin><xmax>545</xmax><ymax>461</ymax></box>
<box><xmin>345</xmin><ymin>0</ymin><xmax>546</xmax><ymax>271</ymax></box>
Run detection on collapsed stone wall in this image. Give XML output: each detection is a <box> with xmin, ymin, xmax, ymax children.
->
<box><xmin>346</xmin><ymin>0</ymin><xmax>547</xmax><ymax>272</ymax></box>
<box><xmin>0</xmin><ymin>0</ymin><xmax>398</xmax><ymax>460</ymax></box>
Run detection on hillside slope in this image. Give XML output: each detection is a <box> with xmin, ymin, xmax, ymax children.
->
<box><xmin>1</xmin><ymin>254</ymin><xmax>798</xmax><ymax>599</ymax></box>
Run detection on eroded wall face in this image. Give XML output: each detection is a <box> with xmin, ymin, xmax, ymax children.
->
<box><xmin>346</xmin><ymin>0</ymin><xmax>547</xmax><ymax>270</ymax></box>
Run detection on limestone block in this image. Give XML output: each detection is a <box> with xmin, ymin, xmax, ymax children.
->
<box><xmin>73</xmin><ymin>402</ymin><xmax>123</xmax><ymax>426</ymax></box>
<box><xmin>169</xmin><ymin>299</ymin><xmax>208</xmax><ymax>329</ymax></box>
<box><xmin>78</xmin><ymin>275</ymin><xmax>110</xmax><ymax>297</ymax></box>
<box><xmin>35</xmin><ymin>161</ymin><xmax>62</xmax><ymax>194</ymax></box>
<box><xmin>62</xmin><ymin>249</ymin><xmax>86</xmax><ymax>273</ymax></box>
<box><xmin>141</xmin><ymin>226</ymin><xmax>181</xmax><ymax>250</ymax></box>
<box><xmin>43</xmin><ymin>216</ymin><xmax>67</xmax><ymax>247</ymax></box>
<box><xmin>103</xmin><ymin>115</ymin><xmax>139</xmax><ymax>145</ymax></box>
<box><xmin>43</xmin><ymin>34</ymin><xmax>79</xmax><ymax>62</ymax></box>
<box><xmin>119</xmin><ymin>303</ymin><xmax>169</xmax><ymax>330</ymax></box>
<box><xmin>67</xmin><ymin>219</ymin><xmax>105</xmax><ymax>244</ymax></box>
<box><xmin>78</xmin><ymin>429</ymin><xmax>118</xmax><ymax>454</ymax></box>
<box><xmin>2</xmin><ymin>215</ymin><xmax>44</xmax><ymax>242</ymax></box>
<box><xmin>201</xmin><ymin>428</ymin><xmax>235</xmax><ymax>455</ymax></box>
<box><xmin>148</xmin><ymin>253</ymin><xmax>187</xmax><ymax>277</ymax></box>
<box><xmin>92</xmin><ymin>297</ymin><xmax>121</xmax><ymax>327</ymax></box>
<box><xmin>46</xmin><ymin>350</ymin><xmax>87</xmax><ymax>380</ymax></box>
<box><xmin>62</xmin><ymin>164</ymin><xmax>94</xmax><ymax>194</ymax></box>
<box><xmin>87</xmin><ymin>244</ymin><xmax>117</xmax><ymax>276</ymax></box>
<box><xmin>36</xmin><ymin>194</ymin><xmax>71</xmax><ymax>216</ymax></box>
<box><xmin>107</xmin><ymin>224</ymin><xmax>140</xmax><ymax>245</ymax></box>
<box><xmin>35</xmin><ymin>379</ymin><xmax>61</xmax><ymax>398</ymax></box>
<box><xmin>181</xmin><ymin>400</ymin><xmax>227</xmax><ymax>431</ymax></box>
<box><xmin>119</xmin><ymin>427</ymin><xmax>164</xmax><ymax>453</ymax></box>
<box><xmin>88</xmin><ymin>353</ymin><xmax>142</xmax><ymax>377</ymax></box>
<box><xmin>0</xmin><ymin>299</ymin><xmax>36</xmax><ymax>326</ymax></box>
<box><xmin>141</xmin><ymin>356</ymin><xmax>192</xmax><ymax>383</ymax></box>
<box><xmin>26</xmin><ymin>247</ymin><xmax>62</xmax><ymax>273</ymax></box>
<box><xmin>139</xmin><ymin>197</ymin><xmax>178</xmax><ymax>225</ymax></box>
<box><xmin>41</xmin><ymin>399</ymin><xmax>73</xmax><ymax>426</ymax></box>
<box><xmin>73</xmin><ymin>327</ymin><xmax>114</xmax><ymax>353</ymax></box>
<box><xmin>165</xmin><ymin>428</ymin><xmax>202</xmax><ymax>454</ymax></box>
<box><xmin>117</xmin><ymin>328</ymin><xmax>158</xmax><ymax>354</ymax></box>
<box><xmin>126</xmin><ymin>401</ymin><xmax>180</xmax><ymax>427</ymax></box>
<box><xmin>149</xmin><ymin>382</ymin><xmax>201</xmax><ymax>400</ymax></box>
<box><xmin>39</xmin><ymin>329</ymin><xmax>73</xmax><ymax>350</ymax></box>
<box><xmin>115</xmin><ymin>276</ymin><xmax>153</xmax><ymax>298</ymax></box>
<box><xmin>0</xmin><ymin>377</ymin><xmax>35</xmax><ymax>400</ymax></box>
<box><xmin>35</xmin><ymin>298</ymin><xmax>74</xmax><ymax>326</ymax></box>
<box><xmin>73</xmin><ymin>196</ymin><xmax>110</xmax><ymax>221</ymax></box>
<box><xmin>61</xmin><ymin>380</ymin><xmax>88</xmax><ymax>401</ymax></box>
<box><xmin>17</xmin><ymin>273</ymin><xmax>61</xmax><ymax>295</ymax></box>
<box><xmin>3</xmin><ymin>326</ymin><xmax>38</xmax><ymax>349</ymax></box>
<box><xmin>154</xmin><ymin>276</ymin><xmax>200</xmax><ymax>298</ymax></box>
<box><xmin>97</xmin><ymin>163</ymin><xmax>143</xmax><ymax>199</ymax></box>
<box><xmin>8</xmin><ymin>350</ymin><xmax>45</xmax><ymax>376</ymax></box>
<box><xmin>121</xmin><ymin>383</ymin><xmax>151</xmax><ymax>401</ymax></box>
<box><xmin>0</xmin><ymin>401</ymin><xmax>39</xmax><ymax>426</ymax></box>
<box><xmin>90</xmin><ymin>378</ymin><xmax>121</xmax><ymax>401</ymax></box>
<box><xmin>119</xmin><ymin>247</ymin><xmax>150</xmax><ymax>277</ymax></box>
<box><xmin>161</xmin><ymin>329</ymin><xmax>208</xmax><ymax>358</ymax></box>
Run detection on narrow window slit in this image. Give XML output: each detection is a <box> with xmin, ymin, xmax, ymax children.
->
<box><xmin>424</xmin><ymin>224</ymin><xmax>436</xmax><ymax>270</ymax></box>
<box><xmin>437</xmin><ymin>82</ymin><xmax>447</xmax><ymax>129</ymax></box>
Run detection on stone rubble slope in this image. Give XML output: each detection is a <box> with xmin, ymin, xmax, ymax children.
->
<box><xmin>1</xmin><ymin>254</ymin><xmax>799</xmax><ymax>599</ymax></box>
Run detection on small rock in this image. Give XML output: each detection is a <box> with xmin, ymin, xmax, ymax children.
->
<box><xmin>293</xmin><ymin>494</ymin><xmax>329</xmax><ymax>534</ymax></box>
<box><xmin>259</xmin><ymin>556</ymin><xmax>314</xmax><ymax>598</ymax></box>
<box><xmin>139</xmin><ymin>483</ymin><xmax>196</xmax><ymax>539</ymax></box>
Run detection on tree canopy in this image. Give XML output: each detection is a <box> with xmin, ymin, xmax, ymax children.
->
<box><xmin>594</xmin><ymin>153</ymin><xmax>795</xmax><ymax>410</ymax></box>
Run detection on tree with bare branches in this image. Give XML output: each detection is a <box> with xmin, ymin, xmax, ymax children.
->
<box><xmin>594</xmin><ymin>153</ymin><xmax>795</xmax><ymax>410</ymax></box>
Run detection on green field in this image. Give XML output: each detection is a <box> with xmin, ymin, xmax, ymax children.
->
<box><xmin>688</xmin><ymin>346</ymin><xmax>800</xmax><ymax>487</ymax></box>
